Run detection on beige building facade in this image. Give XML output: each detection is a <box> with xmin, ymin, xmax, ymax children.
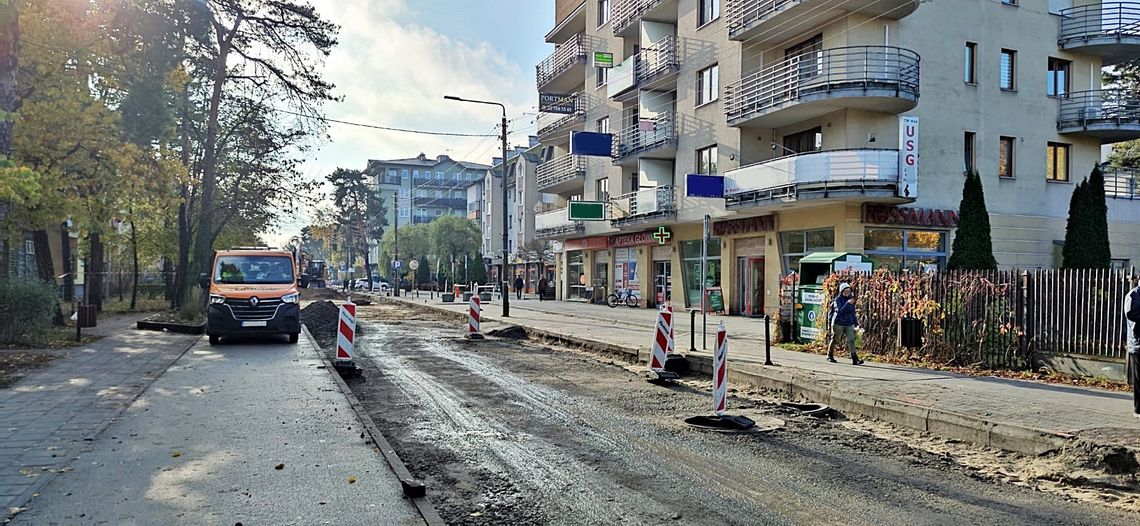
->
<box><xmin>534</xmin><ymin>0</ymin><xmax>1140</xmax><ymax>317</ymax></box>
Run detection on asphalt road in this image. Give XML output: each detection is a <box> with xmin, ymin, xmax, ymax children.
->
<box><xmin>349</xmin><ymin>304</ymin><xmax>1138</xmax><ymax>526</ymax></box>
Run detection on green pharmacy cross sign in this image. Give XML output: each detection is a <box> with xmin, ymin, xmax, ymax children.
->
<box><xmin>653</xmin><ymin>226</ymin><xmax>671</xmax><ymax>245</ymax></box>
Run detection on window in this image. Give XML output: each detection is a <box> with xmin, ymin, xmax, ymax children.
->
<box><xmin>387</xmin><ymin>168</ymin><xmax>397</xmax><ymax>181</ymax></box>
<box><xmin>24</xmin><ymin>239</ymin><xmax>34</xmax><ymax>255</ymax></box>
<box><xmin>696</xmin><ymin>64</ymin><xmax>719</xmax><ymax>106</ymax></box>
<box><xmin>999</xmin><ymin>136</ymin><xmax>1016</xmax><ymax>178</ymax></box>
<box><xmin>964</xmin><ymin>42</ymin><xmax>977</xmax><ymax>84</ymax></box>
<box><xmin>596</xmin><ymin>178</ymin><xmax>609</xmax><ymax>201</ymax></box>
<box><xmin>699</xmin><ymin>0</ymin><xmax>719</xmax><ymax>26</ymax></box>
<box><xmin>401</xmin><ymin>169</ymin><xmax>409</xmax><ymax>179</ymax></box>
<box><xmin>1047</xmin><ymin>142</ymin><xmax>1070</xmax><ymax>182</ymax></box>
<box><xmin>1047</xmin><ymin>57</ymin><xmax>1070</xmax><ymax>97</ymax></box>
<box><xmin>1000</xmin><ymin>49</ymin><xmax>1017</xmax><ymax>91</ymax></box>
<box><xmin>964</xmin><ymin>131</ymin><xmax>976</xmax><ymax>173</ymax></box>
<box><xmin>436</xmin><ymin>171</ymin><xmax>444</xmax><ymax>181</ymax></box>
<box><xmin>680</xmin><ymin>239</ymin><xmax>721</xmax><ymax>308</ymax></box>
<box><xmin>596</xmin><ymin>66</ymin><xmax>608</xmax><ymax>87</ymax></box>
<box><xmin>413</xmin><ymin>169</ymin><xmax>420</xmax><ymax>178</ymax></box>
<box><xmin>1001</xmin><ymin>0</ymin><xmax>1018</xmax><ymax>5</ymax></box>
<box><xmin>786</xmin><ymin>34</ymin><xmax>823</xmax><ymax>81</ymax></box>
<box><xmin>696</xmin><ymin>144</ymin><xmax>718</xmax><ymax>174</ymax></box>
<box><xmin>399</xmin><ymin>208</ymin><xmax>409</xmax><ymax>218</ymax></box>
<box><xmin>779</xmin><ymin>229</ymin><xmax>834</xmax><ymax>274</ymax></box>
<box><xmin>435</xmin><ymin>190</ymin><xmax>444</xmax><ymax>198</ymax></box>
<box><xmin>783</xmin><ymin>126</ymin><xmax>821</xmax><ymax>154</ymax></box>
<box><xmin>865</xmin><ymin>228</ymin><xmax>948</xmax><ymax>272</ymax></box>
<box><xmin>597</xmin><ymin>0</ymin><xmax>609</xmax><ymax>26</ymax></box>
<box><xmin>434</xmin><ymin>209</ymin><xmax>442</xmax><ymax>216</ymax></box>
<box><xmin>400</xmin><ymin>188</ymin><xmax>410</xmax><ymax>197</ymax></box>
<box><xmin>597</xmin><ymin>116</ymin><xmax>609</xmax><ymax>133</ymax></box>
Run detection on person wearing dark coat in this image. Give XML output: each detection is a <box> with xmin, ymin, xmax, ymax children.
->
<box><xmin>827</xmin><ymin>282</ymin><xmax>863</xmax><ymax>365</ymax></box>
<box><xmin>537</xmin><ymin>277</ymin><xmax>549</xmax><ymax>301</ymax></box>
<box><xmin>514</xmin><ymin>276</ymin><xmax>524</xmax><ymax>300</ymax></box>
<box><xmin>1125</xmin><ymin>279</ymin><xmax>1140</xmax><ymax>418</ymax></box>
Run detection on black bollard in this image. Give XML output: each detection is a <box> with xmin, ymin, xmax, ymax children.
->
<box><xmin>689</xmin><ymin>308</ymin><xmax>698</xmax><ymax>352</ymax></box>
<box><xmin>764</xmin><ymin>314</ymin><xmax>774</xmax><ymax>366</ymax></box>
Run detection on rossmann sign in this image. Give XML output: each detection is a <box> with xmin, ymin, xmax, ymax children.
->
<box><xmin>898</xmin><ymin>115</ymin><xmax>918</xmax><ymax>198</ymax></box>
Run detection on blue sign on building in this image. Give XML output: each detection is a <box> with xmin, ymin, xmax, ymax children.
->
<box><xmin>685</xmin><ymin>174</ymin><xmax>725</xmax><ymax>198</ymax></box>
<box><xmin>570</xmin><ymin>131</ymin><xmax>613</xmax><ymax>157</ymax></box>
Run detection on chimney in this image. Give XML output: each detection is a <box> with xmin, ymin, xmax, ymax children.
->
<box><xmin>528</xmin><ymin>135</ymin><xmax>540</xmax><ymax>148</ymax></box>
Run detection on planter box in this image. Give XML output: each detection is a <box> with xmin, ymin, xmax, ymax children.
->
<box><xmin>462</xmin><ymin>292</ymin><xmax>473</xmax><ymax>302</ymax></box>
<box><xmin>479</xmin><ymin>292</ymin><xmax>492</xmax><ymax>302</ymax></box>
<box><xmin>441</xmin><ymin>293</ymin><xmax>455</xmax><ymax>303</ymax></box>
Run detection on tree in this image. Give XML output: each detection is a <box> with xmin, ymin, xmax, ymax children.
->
<box><xmin>1062</xmin><ymin>166</ymin><xmax>1111</xmax><ymax>269</ymax></box>
<box><xmin>468</xmin><ymin>252</ymin><xmax>488</xmax><ymax>285</ymax></box>
<box><xmin>428</xmin><ymin>215</ymin><xmax>481</xmax><ymax>273</ymax></box>
<box><xmin>416</xmin><ymin>255</ymin><xmax>430</xmax><ymax>285</ymax></box>
<box><xmin>1104</xmin><ymin>60</ymin><xmax>1140</xmax><ymax>169</ymax></box>
<box><xmin>328</xmin><ymin>168</ymin><xmax>386</xmax><ymax>287</ymax></box>
<box><xmin>380</xmin><ymin>223</ymin><xmax>429</xmax><ymax>277</ymax></box>
<box><xmin>947</xmin><ymin>170</ymin><xmax>997</xmax><ymax>270</ymax></box>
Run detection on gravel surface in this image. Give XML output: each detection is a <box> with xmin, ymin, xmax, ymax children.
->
<box><xmin>343</xmin><ymin>303</ymin><xmax>1139</xmax><ymax>526</ymax></box>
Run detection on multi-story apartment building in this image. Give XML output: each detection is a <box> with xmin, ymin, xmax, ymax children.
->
<box><xmin>536</xmin><ymin>0</ymin><xmax>1140</xmax><ymax>317</ymax></box>
<box><xmin>365</xmin><ymin>153</ymin><xmax>489</xmax><ymax>228</ymax></box>
<box><xmin>479</xmin><ymin>143</ymin><xmax>558</xmax><ymax>285</ymax></box>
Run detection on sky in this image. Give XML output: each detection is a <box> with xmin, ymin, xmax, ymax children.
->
<box><xmin>268</xmin><ymin>0</ymin><xmax>555</xmax><ymax>245</ymax></box>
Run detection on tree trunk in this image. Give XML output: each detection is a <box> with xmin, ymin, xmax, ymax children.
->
<box><xmin>173</xmin><ymin>78</ymin><xmax>192</xmax><ymax>309</ymax></box>
<box><xmin>130</xmin><ymin>218</ymin><xmax>139</xmax><ymax>311</ymax></box>
<box><xmin>88</xmin><ymin>232</ymin><xmax>104</xmax><ymax>311</ymax></box>
<box><xmin>60</xmin><ymin>222</ymin><xmax>72</xmax><ymax>301</ymax></box>
<box><xmin>32</xmin><ymin>230</ymin><xmax>63</xmax><ymax>325</ymax></box>
<box><xmin>163</xmin><ymin>257</ymin><xmax>174</xmax><ymax>301</ymax></box>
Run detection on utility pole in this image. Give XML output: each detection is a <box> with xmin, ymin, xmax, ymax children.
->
<box><xmin>444</xmin><ymin>95</ymin><xmax>510</xmax><ymax>317</ymax></box>
<box><xmin>393</xmin><ymin>192</ymin><xmax>399</xmax><ymax>297</ymax></box>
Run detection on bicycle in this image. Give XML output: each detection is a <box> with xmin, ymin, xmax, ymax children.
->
<box><xmin>607</xmin><ymin>287</ymin><xmax>640</xmax><ymax>308</ymax></box>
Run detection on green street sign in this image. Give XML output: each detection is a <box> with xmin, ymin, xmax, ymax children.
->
<box><xmin>593</xmin><ymin>52</ymin><xmax>614</xmax><ymax>68</ymax></box>
<box><xmin>568</xmin><ymin>201</ymin><xmax>606</xmax><ymax>221</ymax></box>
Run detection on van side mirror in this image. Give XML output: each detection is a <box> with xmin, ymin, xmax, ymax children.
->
<box><xmin>198</xmin><ymin>273</ymin><xmax>209</xmax><ymax>289</ymax></box>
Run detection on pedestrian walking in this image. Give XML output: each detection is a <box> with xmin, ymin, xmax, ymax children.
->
<box><xmin>514</xmin><ymin>276</ymin><xmax>524</xmax><ymax>300</ymax></box>
<box><xmin>1126</xmin><ymin>278</ymin><xmax>1140</xmax><ymax>418</ymax></box>
<box><xmin>827</xmin><ymin>282</ymin><xmax>863</xmax><ymax>365</ymax></box>
<box><xmin>538</xmin><ymin>276</ymin><xmax>548</xmax><ymax>301</ymax></box>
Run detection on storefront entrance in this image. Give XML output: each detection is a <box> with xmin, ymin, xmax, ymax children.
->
<box><xmin>735</xmin><ymin>257</ymin><xmax>765</xmax><ymax>317</ymax></box>
<box><xmin>654</xmin><ymin>260</ymin><xmax>671</xmax><ymax>306</ymax></box>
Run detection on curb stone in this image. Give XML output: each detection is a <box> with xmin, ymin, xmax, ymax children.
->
<box><xmin>385</xmin><ymin>296</ymin><xmax>1083</xmax><ymax>457</ymax></box>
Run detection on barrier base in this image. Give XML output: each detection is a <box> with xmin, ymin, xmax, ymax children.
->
<box><xmin>647</xmin><ymin>369</ymin><xmax>681</xmax><ymax>384</ymax></box>
<box><xmin>465</xmin><ymin>333</ymin><xmax>485</xmax><ymax>340</ymax></box>
<box><xmin>333</xmin><ymin>360</ymin><xmax>363</xmax><ymax>378</ymax></box>
<box><xmin>663</xmin><ymin>354</ymin><xmax>689</xmax><ymax>375</ymax></box>
<box><xmin>684</xmin><ymin>414</ymin><xmax>756</xmax><ymax>431</ymax></box>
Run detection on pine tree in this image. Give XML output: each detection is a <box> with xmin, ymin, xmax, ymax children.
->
<box><xmin>468</xmin><ymin>252</ymin><xmax>488</xmax><ymax>285</ymax></box>
<box><xmin>947</xmin><ymin>171</ymin><xmax>998</xmax><ymax>270</ymax></box>
<box><xmin>1063</xmin><ymin>167</ymin><xmax>1112</xmax><ymax>268</ymax></box>
<box><xmin>416</xmin><ymin>255</ymin><xmax>430</xmax><ymax>285</ymax></box>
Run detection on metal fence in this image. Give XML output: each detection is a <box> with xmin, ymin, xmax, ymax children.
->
<box><xmin>811</xmin><ymin>268</ymin><xmax>1135</xmax><ymax>370</ymax></box>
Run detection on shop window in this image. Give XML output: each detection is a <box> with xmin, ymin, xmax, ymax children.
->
<box><xmin>779</xmin><ymin>229</ymin><xmax>834</xmax><ymax>274</ymax></box>
<box><xmin>680</xmin><ymin>239</ymin><xmax>721</xmax><ymax>308</ymax></box>
<box><xmin>864</xmin><ymin>228</ymin><xmax>947</xmax><ymax>272</ymax></box>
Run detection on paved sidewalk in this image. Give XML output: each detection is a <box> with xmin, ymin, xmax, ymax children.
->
<box><xmin>392</xmin><ymin>295</ymin><xmax>1140</xmax><ymax>454</ymax></box>
<box><xmin>0</xmin><ymin>314</ymin><xmax>198</xmax><ymax>518</ymax></box>
<box><xmin>9</xmin><ymin>331</ymin><xmax>422</xmax><ymax>525</ymax></box>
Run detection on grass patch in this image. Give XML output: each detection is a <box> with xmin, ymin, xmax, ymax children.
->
<box><xmin>0</xmin><ymin>351</ymin><xmax>60</xmax><ymax>388</ymax></box>
<box><xmin>99</xmin><ymin>297</ymin><xmax>170</xmax><ymax>314</ymax></box>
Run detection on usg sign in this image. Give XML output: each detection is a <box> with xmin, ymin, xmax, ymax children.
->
<box><xmin>898</xmin><ymin>115</ymin><xmax>918</xmax><ymax>198</ymax></box>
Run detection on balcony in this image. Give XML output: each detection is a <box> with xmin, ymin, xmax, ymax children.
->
<box><xmin>535</xmin><ymin>208</ymin><xmax>585</xmax><ymax>239</ymax></box>
<box><xmin>612</xmin><ymin>112</ymin><xmax>678</xmax><ymax>166</ymax></box>
<box><xmin>537</xmin><ymin>33</ymin><xmax>589</xmax><ymax>93</ymax></box>
<box><xmin>725</xmin><ymin>46</ymin><xmax>920</xmax><ymax>129</ymax></box>
<box><xmin>412</xmin><ymin>197</ymin><xmax>467</xmax><ymax>210</ymax></box>
<box><xmin>1103</xmin><ymin>166</ymin><xmax>1140</xmax><ymax>200</ymax></box>
<box><xmin>610</xmin><ymin>185</ymin><xmax>677</xmax><ymax>227</ymax></box>
<box><xmin>726</xmin><ymin>0</ymin><xmax>919</xmax><ymax>44</ymax></box>
<box><xmin>1057</xmin><ymin>89</ymin><xmax>1140</xmax><ymax>142</ymax></box>
<box><xmin>612</xmin><ymin>0</ymin><xmax>678</xmax><ymax>37</ymax></box>
<box><xmin>548</xmin><ymin>0</ymin><xmax>587</xmax><ymax>44</ymax></box>
<box><xmin>537</xmin><ymin>93</ymin><xmax>587</xmax><ymax>141</ymax></box>
<box><xmin>608</xmin><ymin>36</ymin><xmax>680</xmax><ymax>101</ymax></box>
<box><xmin>536</xmin><ymin>154</ymin><xmax>587</xmax><ymax>195</ymax></box>
<box><xmin>723</xmin><ymin>149</ymin><xmax>910</xmax><ymax>210</ymax></box>
<box><xmin>1058</xmin><ymin>2</ymin><xmax>1140</xmax><ymax>66</ymax></box>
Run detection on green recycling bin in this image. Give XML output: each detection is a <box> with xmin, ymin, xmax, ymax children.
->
<box><xmin>794</xmin><ymin>252</ymin><xmax>873</xmax><ymax>343</ymax></box>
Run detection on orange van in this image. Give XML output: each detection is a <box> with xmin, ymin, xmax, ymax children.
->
<box><xmin>202</xmin><ymin>247</ymin><xmax>301</xmax><ymax>345</ymax></box>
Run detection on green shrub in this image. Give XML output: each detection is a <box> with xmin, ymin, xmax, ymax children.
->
<box><xmin>0</xmin><ymin>280</ymin><xmax>58</xmax><ymax>344</ymax></box>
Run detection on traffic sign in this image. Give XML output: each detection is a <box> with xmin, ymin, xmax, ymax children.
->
<box><xmin>568</xmin><ymin>200</ymin><xmax>606</xmax><ymax>221</ymax></box>
<box><xmin>393</xmin><ymin>260</ymin><xmax>402</xmax><ymax>269</ymax></box>
<box><xmin>409</xmin><ymin>259</ymin><xmax>420</xmax><ymax>270</ymax></box>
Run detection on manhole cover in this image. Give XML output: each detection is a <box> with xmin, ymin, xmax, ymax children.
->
<box><xmin>684</xmin><ymin>414</ymin><xmax>783</xmax><ymax>433</ymax></box>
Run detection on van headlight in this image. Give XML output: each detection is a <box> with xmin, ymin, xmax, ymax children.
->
<box><xmin>209</xmin><ymin>294</ymin><xmax>226</xmax><ymax>305</ymax></box>
<box><xmin>282</xmin><ymin>293</ymin><xmax>300</xmax><ymax>304</ymax></box>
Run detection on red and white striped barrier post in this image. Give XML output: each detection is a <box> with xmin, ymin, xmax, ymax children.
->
<box><xmin>650</xmin><ymin>306</ymin><xmax>670</xmax><ymax>370</ymax></box>
<box><xmin>467</xmin><ymin>295</ymin><xmax>484</xmax><ymax>339</ymax></box>
<box><xmin>713</xmin><ymin>322</ymin><xmax>728</xmax><ymax>415</ymax></box>
<box><xmin>665</xmin><ymin>305</ymin><xmax>675</xmax><ymax>356</ymax></box>
<box><xmin>336</xmin><ymin>302</ymin><xmax>356</xmax><ymax>362</ymax></box>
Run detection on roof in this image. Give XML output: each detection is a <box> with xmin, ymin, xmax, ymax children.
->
<box><xmin>366</xmin><ymin>154</ymin><xmax>489</xmax><ymax>171</ymax></box>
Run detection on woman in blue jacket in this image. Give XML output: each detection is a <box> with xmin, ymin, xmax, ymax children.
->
<box><xmin>827</xmin><ymin>282</ymin><xmax>863</xmax><ymax>365</ymax></box>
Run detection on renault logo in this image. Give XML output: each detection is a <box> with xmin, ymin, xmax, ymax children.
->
<box><xmin>249</xmin><ymin>296</ymin><xmax>260</xmax><ymax>307</ymax></box>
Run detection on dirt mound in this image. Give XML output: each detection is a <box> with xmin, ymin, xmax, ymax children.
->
<box><xmin>487</xmin><ymin>326</ymin><xmax>528</xmax><ymax>339</ymax></box>
<box><xmin>301</xmin><ymin>300</ymin><xmax>366</xmax><ymax>347</ymax></box>
<box><xmin>301</xmin><ymin>287</ymin><xmax>346</xmax><ymax>301</ymax></box>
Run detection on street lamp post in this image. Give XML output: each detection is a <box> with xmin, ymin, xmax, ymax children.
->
<box><xmin>444</xmin><ymin>95</ymin><xmax>510</xmax><ymax>317</ymax></box>
<box><xmin>393</xmin><ymin>192</ymin><xmax>399</xmax><ymax>298</ymax></box>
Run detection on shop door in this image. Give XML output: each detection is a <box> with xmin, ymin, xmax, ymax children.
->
<box><xmin>654</xmin><ymin>260</ymin><xmax>671</xmax><ymax>306</ymax></box>
<box><xmin>737</xmin><ymin>257</ymin><xmax>765</xmax><ymax>317</ymax></box>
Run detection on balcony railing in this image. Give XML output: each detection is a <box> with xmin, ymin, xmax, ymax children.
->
<box><xmin>535</xmin><ymin>207</ymin><xmax>585</xmax><ymax>238</ymax></box>
<box><xmin>1059</xmin><ymin>2</ymin><xmax>1140</xmax><ymax>64</ymax></box>
<box><xmin>726</xmin><ymin>0</ymin><xmax>919</xmax><ymax>42</ymax></box>
<box><xmin>612</xmin><ymin>0</ymin><xmax>667</xmax><ymax>36</ymax></box>
<box><xmin>536</xmin><ymin>154</ymin><xmax>587</xmax><ymax>192</ymax></box>
<box><xmin>725</xmin><ymin>46</ymin><xmax>920</xmax><ymax>126</ymax></box>
<box><xmin>724</xmin><ymin>149</ymin><xmax>903</xmax><ymax>208</ymax></box>
<box><xmin>609</xmin><ymin>185</ymin><xmax>677</xmax><ymax>225</ymax></box>
<box><xmin>537</xmin><ymin>93</ymin><xmax>587</xmax><ymax>138</ymax></box>
<box><xmin>1058</xmin><ymin>88</ymin><xmax>1140</xmax><ymax>137</ymax></box>
<box><xmin>612</xmin><ymin>112</ymin><xmax>678</xmax><ymax>162</ymax></box>
<box><xmin>1103</xmin><ymin>166</ymin><xmax>1140</xmax><ymax>200</ymax></box>
<box><xmin>537</xmin><ymin>33</ymin><xmax>588</xmax><ymax>89</ymax></box>
<box><xmin>610</xmin><ymin>36</ymin><xmax>680</xmax><ymax>99</ymax></box>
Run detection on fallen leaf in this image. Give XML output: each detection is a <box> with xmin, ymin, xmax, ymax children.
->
<box><xmin>348</xmin><ymin>476</ymin><xmax>356</xmax><ymax>484</ymax></box>
<box><xmin>274</xmin><ymin>463</ymin><xmax>284</xmax><ymax>470</ymax></box>
<box><xmin>172</xmin><ymin>451</ymin><xmax>182</xmax><ymax>458</ymax></box>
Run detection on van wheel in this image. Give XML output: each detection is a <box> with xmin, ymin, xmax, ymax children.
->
<box><xmin>208</xmin><ymin>335</ymin><xmax>220</xmax><ymax>345</ymax></box>
<box><xmin>288</xmin><ymin>333</ymin><xmax>299</xmax><ymax>344</ymax></box>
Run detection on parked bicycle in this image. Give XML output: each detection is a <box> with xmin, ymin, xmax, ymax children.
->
<box><xmin>607</xmin><ymin>287</ymin><xmax>640</xmax><ymax>308</ymax></box>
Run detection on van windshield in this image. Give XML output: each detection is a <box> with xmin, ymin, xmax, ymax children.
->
<box><xmin>215</xmin><ymin>255</ymin><xmax>295</xmax><ymax>284</ymax></box>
